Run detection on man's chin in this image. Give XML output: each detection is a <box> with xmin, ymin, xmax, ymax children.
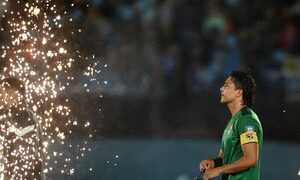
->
<box><xmin>220</xmin><ymin>98</ymin><xmax>226</xmax><ymax>104</ymax></box>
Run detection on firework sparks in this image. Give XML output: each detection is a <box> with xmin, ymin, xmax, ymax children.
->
<box><xmin>0</xmin><ymin>0</ymin><xmax>101</xmax><ymax>178</ymax></box>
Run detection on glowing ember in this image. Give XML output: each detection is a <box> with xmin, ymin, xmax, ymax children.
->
<box><xmin>32</xmin><ymin>7</ymin><xmax>41</xmax><ymax>16</ymax></box>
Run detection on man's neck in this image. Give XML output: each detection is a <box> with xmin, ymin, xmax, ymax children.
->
<box><xmin>227</xmin><ymin>101</ymin><xmax>246</xmax><ymax>117</ymax></box>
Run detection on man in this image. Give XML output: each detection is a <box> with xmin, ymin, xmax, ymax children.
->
<box><xmin>199</xmin><ymin>71</ymin><xmax>263</xmax><ymax>180</ymax></box>
<box><xmin>0</xmin><ymin>77</ymin><xmax>45</xmax><ymax>180</ymax></box>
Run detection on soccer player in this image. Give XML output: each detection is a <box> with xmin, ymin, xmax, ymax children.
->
<box><xmin>199</xmin><ymin>71</ymin><xmax>263</xmax><ymax>180</ymax></box>
<box><xmin>0</xmin><ymin>77</ymin><xmax>45</xmax><ymax>180</ymax></box>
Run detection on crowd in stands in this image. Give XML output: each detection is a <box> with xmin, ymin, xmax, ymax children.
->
<box><xmin>61</xmin><ymin>0</ymin><xmax>300</xmax><ymax>99</ymax></box>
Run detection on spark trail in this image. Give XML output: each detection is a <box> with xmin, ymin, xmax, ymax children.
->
<box><xmin>0</xmin><ymin>0</ymin><xmax>102</xmax><ymax>178</ymax></box>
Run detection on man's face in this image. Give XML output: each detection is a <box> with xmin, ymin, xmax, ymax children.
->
<box><xmin>0</xmin><ymin>85</ymin><xmax>22</xmax><ymax>109</ymax></box>
<box><xmin>220</xmin><ymin>76</ymin><xmax>242</xmax><ymax>104</ymax></box>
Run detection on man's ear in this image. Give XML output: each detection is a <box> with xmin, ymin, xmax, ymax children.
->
<box><xmin>236</xmin><ymin>89</ymin><xmax>243</xmax><ymax>98</ymax></box>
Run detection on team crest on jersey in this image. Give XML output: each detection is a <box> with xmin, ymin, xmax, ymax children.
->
<box><xmin>245</xmin><ymin>125</ymin><xmax>255</xmax><ymax>140</ymax></box>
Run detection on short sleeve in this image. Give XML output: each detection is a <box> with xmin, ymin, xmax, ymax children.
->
<box><xmin>237</xmin><ymin>117</ymin><xmax>259</xmax><ymax>145</ymax></box>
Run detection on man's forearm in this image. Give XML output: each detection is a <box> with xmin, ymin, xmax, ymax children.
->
<box><xmin>214</xmin><ymin>155</ymin><xmax>257</xmax><ymax>174</ymax></box>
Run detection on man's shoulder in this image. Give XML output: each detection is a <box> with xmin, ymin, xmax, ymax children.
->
<box><xmin>239</xmin><ymin>107</ymin><xmax>259</xmax><ymax>120</ymax></box>
<box><xmin>240</xmin><ymin>107</ymin><xmax>253</xmax><ymax>116</ymax></box>
<box><xmin>237</xmin><ymin>108</ymin><xmax>262</xmax><ymax>131</ymax></box>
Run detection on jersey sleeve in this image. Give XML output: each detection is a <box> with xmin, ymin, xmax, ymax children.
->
<box><xmin>237</xmin><ymin>117</ymin><xmax>259</xmax><ymax>145</ymax></box>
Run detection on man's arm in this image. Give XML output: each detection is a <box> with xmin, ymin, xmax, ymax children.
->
<box><xmin>217</xmin><ymin>143</ymin><xmax>257</xmax><ymax>173</ymax></box>
<box><xmin>203</xmin><ymin>143</ymin><xmax>258</xmax><ymax>180</ymax></box>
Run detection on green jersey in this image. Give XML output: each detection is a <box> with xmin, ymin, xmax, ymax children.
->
<box><xmin>220</xmin><ymin>107</ymin><xmax>263</xmax><ymax>180</ymax></box>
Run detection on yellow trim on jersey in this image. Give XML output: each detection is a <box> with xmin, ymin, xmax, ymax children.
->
<box><xmin>240</xmin><ymin>132</ymin><xmax>258</xmax><ymax>145</ymax></box>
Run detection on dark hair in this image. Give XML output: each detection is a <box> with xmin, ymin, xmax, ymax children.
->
<box><xmin>0</xmin><ymin>77</ymin><xmax>25</xmax><ymax>95</ymax></box>
<box><xmin>229</xmin><ymin>71</ymin><xmax>256</xmax><ymax>108</ymax></box>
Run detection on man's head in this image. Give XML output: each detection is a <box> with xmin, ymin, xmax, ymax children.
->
<box><xmin>220</xmin><ymin>71</ymin><xmax>256</xmax><ymax>108</ymax></box>
<box><xmin>0</xmin><ymin>77</ymin><xmax>25</xmax><ymax>109</ymax></box>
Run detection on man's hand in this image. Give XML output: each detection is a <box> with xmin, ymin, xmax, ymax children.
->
<box><xmin>199</xmin><ymin>159</ymin><xmax>214</xmax><ymax>172</ymax></box>
<box><xmin>203</xmin><ymin>168</ymin><xmax>222</xmax><ymax>180</ymax></box>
